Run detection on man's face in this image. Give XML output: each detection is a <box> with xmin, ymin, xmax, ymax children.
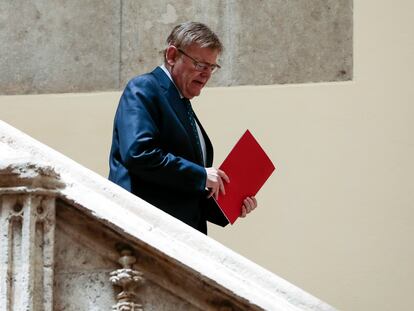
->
<box><xmin>168</xmin><ymin>44</ymin><xmax>219</xmax><ymax>99</ymax></box>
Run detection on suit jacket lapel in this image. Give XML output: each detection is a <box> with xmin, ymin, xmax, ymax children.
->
<box><xmin>151</xmin><ymin>67</ymin><xmax>193</xmax><ymax>136</ymax></box>
<box><xmin>151</xmin><ymin>67</ymin><xmax>206</xmax><ymax>166</ymax></box>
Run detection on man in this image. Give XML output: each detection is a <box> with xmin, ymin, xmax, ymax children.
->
<box><xmin>109</xmin><ymin>22</ymin><xmax>257</xmax><ymax>234</ymax></box>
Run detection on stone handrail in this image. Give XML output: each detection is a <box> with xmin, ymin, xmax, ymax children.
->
<box><xmin>0</xmin><ymin>120</ymin><xmax>336</xmax><ymax>311</ymax></box>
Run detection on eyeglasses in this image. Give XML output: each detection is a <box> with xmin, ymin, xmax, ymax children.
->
<box><xmin>177</xmin><ymin>48</ymin><xmax>221</xmax><ymax>74</ymax></box>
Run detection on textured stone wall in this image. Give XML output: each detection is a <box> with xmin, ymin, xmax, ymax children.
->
<box><xmin>1</xmin><ymin>0</ymin><xmax>352</xmax><ymax>94</ymax></box>
<box><xmin>0</xmin><ymin>0</ymin><xmax>120</xmax><ymax>94</ymax></box>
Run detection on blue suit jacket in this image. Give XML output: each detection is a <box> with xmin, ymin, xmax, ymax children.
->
<box><xmin>109</xmin><ymin>67</ymin><xmax>228</xmax><ymax>233</ymax></box>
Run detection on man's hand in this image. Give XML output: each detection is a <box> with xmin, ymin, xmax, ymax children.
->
<box><xmin>240</xmin><ymin>196</ymin><xmax>258</xmax><ymax>218</ymax></box>
<box><xmin>205</xmin><ymin>167</ymin><xmax>230</xmax><ymax>199</ymax></box>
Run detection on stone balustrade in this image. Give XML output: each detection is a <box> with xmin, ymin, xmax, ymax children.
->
<box><xmin>0</xmin><ymin>120</ymin><xmax>337</xmax><ymax>310</ymax></box>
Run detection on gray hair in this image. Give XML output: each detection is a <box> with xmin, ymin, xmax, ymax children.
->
<box><xmin>164</xmin><ymin>21</ymin><xmax>223</xmax><ymax>61</ymax></box>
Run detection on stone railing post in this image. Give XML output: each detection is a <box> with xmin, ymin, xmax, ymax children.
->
<box><xmin>110</xmin><ymin>247</ymin><xmax>145</xmax><ymax>311</ymax></box>
<box><xmin>0</xmin><ymin>161</ymin><xmax>64</xmax><ymax>311</ymax></box>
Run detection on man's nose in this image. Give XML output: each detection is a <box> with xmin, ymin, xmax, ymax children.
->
<box><xmin>200</xmin><ymin>68</ymin><xmax>212</xmax><ymax>78</ymax></box>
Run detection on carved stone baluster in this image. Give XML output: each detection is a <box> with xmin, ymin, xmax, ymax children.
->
<box><xmin>0</xmin><ymin>195</ymin><xmax>17</xmax><ymax>311</ymax></box>
<box><xmin>19</xmin><ymin>194</ymin><xmax>37</xmax><ymax>311</ymax></box>
<box><xmin>0</xmin><ymin>162</ymin><xmax>62</xmax><ymax>311</ymax></box>
<box><xmin>37</xmin><ymin>196</ymin><xmax>56</xmax><ymax>311</ymax></box>
<box><xmin>110</xmin><ymin>248</ymin><xmax>145</xmax><ymax>311</ymax></box>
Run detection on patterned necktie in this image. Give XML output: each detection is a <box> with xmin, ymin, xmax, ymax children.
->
<box><xmin>183</xmin><ymin>98</ymin><xmax>204</xmax><ymax>163</ymax></box>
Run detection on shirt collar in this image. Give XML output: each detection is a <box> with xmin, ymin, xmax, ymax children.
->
<box><xmin>160</xmin><ymin>64</ymin><xmax>183</xmax><ymax>98</ymax></box>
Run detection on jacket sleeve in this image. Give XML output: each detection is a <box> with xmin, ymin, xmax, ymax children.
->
<box><xmin>114</xmin><ymin>76</ymin><xmax>207</xmax><ymax>193</ymax></box>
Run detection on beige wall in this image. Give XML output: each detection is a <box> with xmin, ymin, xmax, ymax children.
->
<box><xmin>1</xmin><ymin>1</ymin><xmax>413</xmax><ymax>310</ymax></box>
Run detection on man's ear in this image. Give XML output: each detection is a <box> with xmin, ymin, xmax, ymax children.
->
<box><xmin>165</xmin><ymin>46</ymin><xmax>178</xmax><ymax>66</ymax></box>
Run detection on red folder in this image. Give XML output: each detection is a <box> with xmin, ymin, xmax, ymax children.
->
<box><xmin>215</xmin><ymin>130</ymin><xmax>275</xmax><ymax>224</ymax></box>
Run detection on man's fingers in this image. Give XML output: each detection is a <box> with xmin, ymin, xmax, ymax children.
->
<box><xmin>208</xmin><ymin>186</ymin><xmax>218</xmax><ymax>199</ymax></box>
<box><xmin>243</xmin><ymin>198</ymin><xmax>251</xmax><ymax>213</ymax></box>
<box><xmin>243</xmin><ymin>197</ymin><xmax>258</xmax><ymax>214</ymax></box>
<box><xmin>238</xmin><ymin>196</ymin><xmax>259</xmax><ymax>219</ymax></box>
<box><xmin>240</xmin><ymin>205</ymin><xmax>247</xmax><ymax>217</ymax></box>
<box><xmin>219</xmin><ymin>176</ymin><xmax>225</xmax><ymax>195</ymax></box>
<box><xmin>251</xmin><ymin>196</ymin><xmax>257</xmax><ymax>209</ymax></box>
<box><xmin>218</xmin><ymin>169</ymin><xmax>230</xmax><ymax>183</ymax></box>
<box><xmin>205</xmin><ymin>167</ymin><xmax>229</xmax><ymax>199</ymax></box>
